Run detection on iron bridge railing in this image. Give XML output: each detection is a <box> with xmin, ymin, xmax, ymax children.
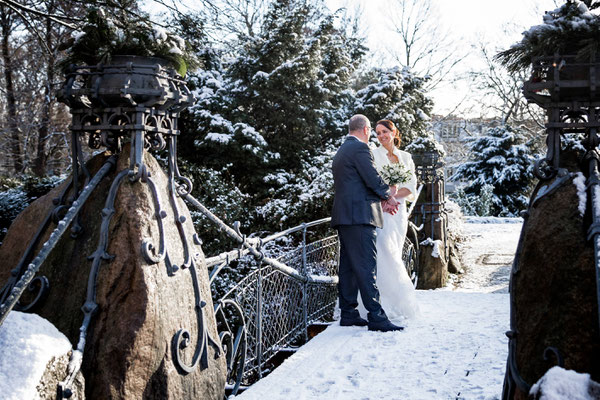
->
<box><xmin>207</xmin><ymin>218</ymin><xmax>338</xmax><ymax>393</ymax></box>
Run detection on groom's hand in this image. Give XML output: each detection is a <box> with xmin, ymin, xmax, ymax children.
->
<box><xmin>381</xmin><ymin>200</ymin><xmax>390</xmax><ymax>213</ymax></box>
<box><xmin>381</xmin><ymin>198</ymin><xmax>399</xmax><ymax>215</ymax></box>
<box><xmin>387</xmin><ymin>196</ymin><xmax>399</xmax><ymax>215</ymax></box>
<box><xmin>380</xmin><ymin>200</ymin><xmax>390</xmax><ymax>214</ymax></box>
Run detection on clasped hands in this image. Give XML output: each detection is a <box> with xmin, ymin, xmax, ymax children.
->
<box><xmin>381</xmin><ymin>185</ymin><xmax>400</xmax><ymax>215</ymax></box>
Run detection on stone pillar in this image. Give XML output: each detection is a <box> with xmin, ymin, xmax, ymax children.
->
<box><xmin>412</xmin><ymin>153</ymin><xmax>448</xmax><ymax>289</ymax></box>
<box><xmin>0</xmin><ymin>150</ymin><xmax>227</xmax><ymax>399</ymax></box>
<box><xmin>506</xmin><ymin>159</ymin><xmax>600</xmax><ymax>399</ymax></box>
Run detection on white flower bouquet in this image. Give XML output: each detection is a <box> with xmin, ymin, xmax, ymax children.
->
<box><xmin>380</xmin><ymin>163</ymin><xmax>412</xmax><ymax>186</ymax></box>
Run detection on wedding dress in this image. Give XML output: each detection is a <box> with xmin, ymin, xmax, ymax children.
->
<box><xmin>358</xmin><ymin>144</ymin><xmax>420</xmax><ymax>320</ymax></box>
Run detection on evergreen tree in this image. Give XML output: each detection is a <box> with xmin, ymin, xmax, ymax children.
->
<box><xmin>179</xmin><ymin>0</ymin><xmax>366</xmax><ymax>233</ymax></box>
<box><xmin>405</xmin><ymin>132</ymin><xmax>446</xmax><ymax>158</ymax></box>
<box><xmin>451</xmin><ymin>184</ymin><xmax>494</xmax><ymax>216</ymax></box>
<box><xmin>224</xmin><ymin>0</ymin><xmax>364</xmax><ymax>171</ymax></box>
<box><xmin>354</xmin><ymin>66</ymin><xmax>432</xmax><ymax>146</ymax></box>
<box><xmin>452</xmin><ymin>125</ymin><xmax>533</xmax><ymax>216</ymax></box>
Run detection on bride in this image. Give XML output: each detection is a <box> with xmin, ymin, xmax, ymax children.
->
<box><xmin>360</xmin><ymin>119</ymin><xmax>419</xmax><ymax>320</ymax></box>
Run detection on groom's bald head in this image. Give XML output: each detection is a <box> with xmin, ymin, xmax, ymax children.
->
<box><xmin>348</xmin><ymin>114</ymin><xmax>371</xmax><ymax>143</ymax></box>
<box><xmin>348</xmin><ymin>114</ymin><xmax>370</xmax><ymax>134</ymax></box>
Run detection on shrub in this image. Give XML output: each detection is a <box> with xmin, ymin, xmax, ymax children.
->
<box><xmin>0</xmin><ymin>175</ymin><xmax>64</xmax><ymax>244</ymax></box>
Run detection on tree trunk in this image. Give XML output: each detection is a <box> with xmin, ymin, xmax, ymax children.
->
<box><xmin>0</xmin><ymin>7</ymin><xmax>23</xmax><ymax>174</ymax></box>
<box><xmin>33</xmin><ymin>10</ymin><xmax>54</xmax><ymax>177</ymax></box>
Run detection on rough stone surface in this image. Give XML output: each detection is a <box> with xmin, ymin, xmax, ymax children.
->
<box><xmin>509</xmin><ymin>160</ymin><xmax>600</xmax><ymax>399</ymax></box>
<box><xmin>37</xmin><ymin>351</ymin><xmax>85</xmax><ymax>399</ymax></box>
<box><xmin>417</xmin><ymin>245</ymin><xmax>447</xmax><ymax>289</ymax></box>
<box><xmin>413</xmin><ymin>178</ymin><xmax>448</xmax><ymax>289</ymax></box>
<box><xmin>0</xmin><ymin>149</ymin><xmax>227</xmax><ymax>399</ymax></box>
<box><xmin>446</xmin><ymin>238</ymin><xmax>463</xmax><ymax>274</ymax></box>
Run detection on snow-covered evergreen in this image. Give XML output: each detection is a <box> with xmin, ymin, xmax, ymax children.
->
<box><xmin>179</xmin><ymin>0</ymin><xmax>376</xmax><ymax>237</ymax></box>
<box><xmin>452</xmin><ymin>125</ymin><xmax>534</xmax><ymax>216</ymax></box>
<box><xmin>452</xmin><ymin>184</ymin><xmax>494</xmax><ymax>217</ymax></box>
<box><xmin>0</xmin><ymin>175</ymin><xmax>64</xmax><ymax>244</ymax></box>
<box><xmin>354</xmin><ymin>66</ymin><xmax>432</xmax><ymax>146</ymax></box>
<box><xmin>405</xmin><ymin>132</ymin><xmax>446</xmax><ymax>157</ymax></box>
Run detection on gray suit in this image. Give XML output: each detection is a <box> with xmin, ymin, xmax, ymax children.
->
<box><xmin>331</xmin><ymin>136</ymin><xmax>391</xmax><ymax>323</ymax></box>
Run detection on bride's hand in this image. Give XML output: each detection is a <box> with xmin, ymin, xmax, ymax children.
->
<box><xmin>395</xmin><ymin>187</ymin><xmax>411</xmax><ymax>199</ymax></box>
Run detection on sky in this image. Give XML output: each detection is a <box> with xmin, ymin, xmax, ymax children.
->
<box><xmin>325</xmin><ymin>0</ymin><xmax>560</xmax><ymax>116</ymax></box>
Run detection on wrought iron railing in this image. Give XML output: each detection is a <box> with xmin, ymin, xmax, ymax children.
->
<box><xmin>205</xmin><ymin>218</ymin><xmax>339</xmax><ymax>394</ymax></box>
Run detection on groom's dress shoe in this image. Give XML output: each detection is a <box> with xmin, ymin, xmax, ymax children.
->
<box><xmin>368</xmin><ymin>319</ymin><xmax>404</xmax><ymax>332</ymax></box>
<box><xmin>340</xmin><ymin>317</ymin><xmax>368</xmax><ymax>327</ymax></box>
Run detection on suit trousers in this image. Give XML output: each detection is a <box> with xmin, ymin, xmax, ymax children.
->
<box><xmin>336</xmin><ymin>224</ymin><xmax>387</xmax><ymax>323</ymax></box>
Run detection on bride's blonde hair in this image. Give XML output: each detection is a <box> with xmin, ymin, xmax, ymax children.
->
<box><xmin>376</xmin><ymin>119</ymin><xmax>401</xmax><ymax>148</ymax></box>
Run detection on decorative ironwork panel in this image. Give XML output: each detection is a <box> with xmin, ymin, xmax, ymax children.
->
<box><xmin>213</xmin><ymin>228</ymin><xmax>339</xmax><ymax>388</ymax></box>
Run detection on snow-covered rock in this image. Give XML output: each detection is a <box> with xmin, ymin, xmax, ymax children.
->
<box><xmin>511</xmin><ymin>168</ymin><xmax>600</xmax><ymax>399</ymax></box>
<box><xmin>0</xmin><ymin>311</ymin><xmax>82</xmax><ymax>400</ymax></box>
<box><xmin>530</xmin><ymin>366</ymin><xmax>600</xmax><ymax>400</ymax></box>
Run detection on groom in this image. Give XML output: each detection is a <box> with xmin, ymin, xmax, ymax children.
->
<box><xmin>331</xmin><ymin>114</ymin><xmax>404</xmax><ymax>332</ymax></box>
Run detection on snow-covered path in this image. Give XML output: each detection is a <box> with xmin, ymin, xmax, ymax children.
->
<box><xmin>237</xmin><ymin>219</ymin><xmax>523</xmax><ymax>400</ymax></box>
<box><xmin>454</xmin><ymin>217</ymin><xmax>522</xmax><ymax>293</ymax></box>
<box><xmin>238</xmin><ymin>291</ymin><xmax>508</xmax><ymax>400</ymax></box>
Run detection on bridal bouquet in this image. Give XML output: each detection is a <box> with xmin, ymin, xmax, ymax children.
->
<box><xmin>380</xmin><ymin>163</ymin><xmax>412</xmax><ymax>186</ymax></box>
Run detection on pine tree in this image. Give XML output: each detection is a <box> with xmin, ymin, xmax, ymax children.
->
<box><xmin>354</xmin><ymin>66</ymin><xmax>432</xmax><ymax>146</ymax></box>
<box><xmin>180</xmin><ymin>0</ymin><xmax>366</xmax><ymax>232</ymax></box>
<box><xmin>225</xmin><ymin>0</ymin><xmax>363</xmax><ymax>171</ymax></box>
<box><xmin>452</xmin><ymin>124</ymin><xmax>533</xmax><ymax>216</ymax></box>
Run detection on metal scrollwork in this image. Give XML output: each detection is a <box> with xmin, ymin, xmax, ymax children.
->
<box><xmin>15</xmin><ymin>276</ymin><xmax>50</xmax><ymax>312</ymax></box>
<box><xmin>543</xmin><ymin>346</ymin><xmax>564</xmax><ymax>368</ymax></box>
<box><xmin>172</xmin><ymin>262</ymin><xmax>222</xmax><ymax>374</ymax></box>
<box><xmin>58</xmin><ymin>168</ymin><xmax>128</xmax><ymax>399</ymax></box>
<box><xmin>583</xmin><ymin>147</ymin><xmax>600</xmax><ymax>335</ymax></box>
<box><xmin>141</xmin><ymin>168</ymin><xmax>168</xmax><ymax>264</ymax></box>
<box><xmin>0</xmin><ymin>156</ymin><xmax>116</xmax><ymax>327</ymax></box>
<box><xmin>215</xmin><ymin>299</ymin><xmax>247</xmax><ymax>396</ymax></box>
<box><xmin>533</xmin><ymin>158</ymin><xmax>557</xmax><ymax>181</ymax></box>
<box><xmin>160</xmin><ymin>130</ymin><xmax>222</xmax><ymax>374</ymax></box>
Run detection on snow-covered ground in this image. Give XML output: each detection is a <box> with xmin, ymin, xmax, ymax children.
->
<box><xmin>237</xmin><ymin>291</ymin><xmax>508</xmax><ymax>400</ymax></box>
<box><xmin>452</xmin><ymin>217</ymin><xmax>522</xmax><ymax>293</ymax></box>
<box><xmin>237</xmin><ymin>218</ymin><xmax>523</xmax><ymax>400</ymax></box>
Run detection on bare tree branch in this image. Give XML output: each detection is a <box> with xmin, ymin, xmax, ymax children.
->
<box><xmin>3</xmin><ymin>1</ymin><xmax>51</xmax><ymax>54</ymax></box>
<box><xmin>0</xmin><ymin>0</ymin><xmax>78</xmax><ymax>28</ymax></box>
<box><xmin>384</xmin><ymin>0</ymin><xmax>466</xmax><ymax>90</ymax></box>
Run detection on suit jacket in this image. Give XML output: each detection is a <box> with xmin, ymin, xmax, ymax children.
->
<box><xmin>331</xmin><ymin>136</ymin><xmax>391</xmax><ymax>228</ymax></box>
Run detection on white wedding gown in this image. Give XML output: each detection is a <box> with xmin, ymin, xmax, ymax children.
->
<box><xmin>357</xmin><ymin>145</ymin><xmax>420</xmax><ymax>321</ymax></box>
